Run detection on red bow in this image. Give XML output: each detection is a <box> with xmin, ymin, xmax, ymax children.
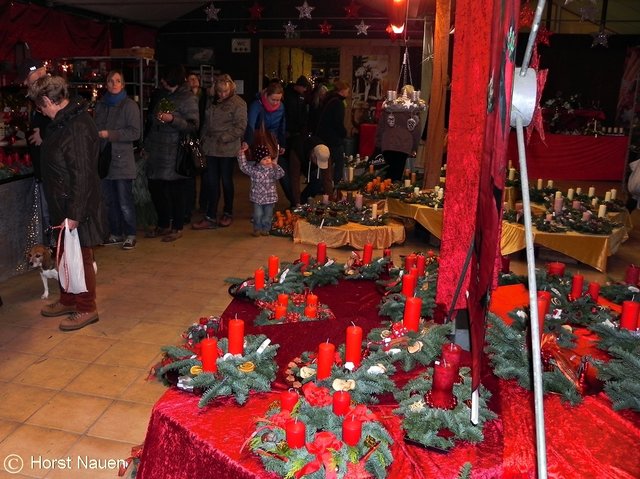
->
<box><xmin>118</xmin><ymin>444</ymin><xmax>143</xmax><ymax>476</ymax></box>
<box><xmin>295</xmin><ymin>431</ymin><xmax>342</xmax><ymax>479</ymax></box>
<box><xmin>302</xmin><ymin>382</ymin><xmax>333</xmax><ymax>407</ymax></box>
<box><xmin>348</xmin><ymin>404</ymin><xmax>377</xmax><ymax>423</ymax></box>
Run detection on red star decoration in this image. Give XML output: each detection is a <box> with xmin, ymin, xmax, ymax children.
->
<box><xmin>385</xmin><ymin>24</ymin><xmax>398</xmax><ymax>42</ymax></box>
<box><xmin>344</xmin><ymin>0</ymin><xmax>361</xmax><ymax>18</ymax></box>
<box><xmin>526</xmin><ymin>68</ymin><xmax>548</xmax><ymax>144</ymax></box>
<box><xmin>537</xmin><ymin>26</ymin><xmax>553</xmax><ymax>46</ymax></box>
<box><xmin>519</xmin><ymin>3</ymin><xmax>535</xmax><ymax>28</ymax></box>
<box><xmin>319</xmin><ymin>20</ymin><xmax>332</xmax><ymax>35</ymax></box>
<box><xmin>246</xmin><ymin>23</ymin><xmax>258</xmax><ymax>34</ymax></box>
<box><xmin>248</xmin><ymin>2</ymin><xmax>264</xmax><ymax>20</ymax></box>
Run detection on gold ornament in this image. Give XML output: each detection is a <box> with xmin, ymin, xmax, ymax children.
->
<box><xmin>409</xmin><ymin>399</ymin><xmax>426</xmax><ymax>412</ymax></box>
<box><xmin>407</xmin><ymin>341</ymin><xmax>423</xmax><ymax>354</ymax></box>
<box><xmin>238</xmin><ymin>361</ymin><xmax>256</xmax><ymax>373</ymax></box>
<box><xmin>332</xmin><ymin>378</ymin><xmax>356</xmax><ymax>391</ymax></box>
<box><xmin>190</xmin><ymin>365</ymin><xmax>203</xmax><ymax>375</ymax></box>
<box><xmin>299</xmin><ymin>366</ymin><xmax>316</xmax><ymax>379</ymax></box>
<box><xmin>380</xmin><ymin>329</ymin><xmax>391</xmax><ymax>338</ymax></box>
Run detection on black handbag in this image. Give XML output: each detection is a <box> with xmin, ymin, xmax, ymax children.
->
<box><xmin>98</xmin><ymin>142</ymin><xmax>112</xmax><ymax>179</ymax></box>
<box><xmin>175</xmin><ymin>133</ymin><xmax>205</xmax><ymax>177</ymax></box>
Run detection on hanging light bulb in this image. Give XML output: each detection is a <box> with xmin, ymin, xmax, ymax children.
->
<box><xmin>389</xmin><ymin>0</ymin><xmax>408</xmax><ymax>34</ymax></box>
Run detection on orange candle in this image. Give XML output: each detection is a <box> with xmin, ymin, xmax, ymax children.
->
<box><xmin>268</xmin><ymin>255</ymin><xmax>279</xmax><ymax>280</ymax></box>
<box><xmin>620</xmin><ymin>301</ymin><xmax>640</xmax><ymax>330</ymax></box>
<box><xmin>587</xmin><ymin>282</ymin><xmax>600</xmax><ymax>299</ymax></box>
<box><xmin>332</xmin><ymin>391</ymin><xmax>351</xmax><ymax>416</ymax></box>
<box><xmin>345</xmin><ymin>324</ymin><xmax>363</xmax><ymax>366</ymax></box>
<box><xmin>304</xmin><ymin>305</ymin><xmax>317</xmax><ymax>318</ymax></box>
<box><xmin>366</xmin><ymin>182</ymin><xmax>373</xmax><ymax>193</ymax></box>
<box><xmin>286</xmin><ymin>419</ymin><xmax>306</xmax><ymax>448</ymax></box>
<box><xmin>316</xmin><ymin>341</ymin><xmax>335</xmax><ymax>380</ymax></box>
<box><xmin>403</xmin><ymin>296</ymin><xmax>422</xmax><ymax>332</ymax></box>
<box><xmin>306</xmin><ymin>293</ymin><xmax>318</xmax><ymax>306</ymax></box>
<box><xmin>254</xmin><ymin>268</ymin><xmax>265</xmax><ymax>290</ymax></box>
<box><xmin>362</xmin><ymin>243</ymin><xmax>373</xmax><ymax>264</ymax></box>
<box><xmin>316</xmin><ymin>242</ymin><xmax>327</xmax><ymax>264</ymax></box>
<box><xmin>342</xmin><ymin>416</ymin><xmax>362</xmax><ymax>446</ymax></box>
<box><xmin>280</xmin><ymin>390</ymin><xmax>299</xmax><ymax>412</ymax></box>
<box><xmin>227</xmin><ymin>319</ymin><xmax>244</xmax><ymax>355</ymax></box>
<box><xmin>200</xmin><ymin>338</ymin><xmax>218</xmax><ymax>373</ymax></box>
<box><xmin>570</xmin><ymin>274</ymin><xmax>584</xmax><ymax>299</ymax></box>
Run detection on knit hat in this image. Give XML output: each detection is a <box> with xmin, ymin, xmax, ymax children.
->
<box><xmin>295</xmin><ymin>75</ymin><xmax>311</xmax><ymax>89</ymax></box>
<box><xmin>253</xmin><ymin>144</ymin><xmax>271</xmax><ymax>162</ymax></box>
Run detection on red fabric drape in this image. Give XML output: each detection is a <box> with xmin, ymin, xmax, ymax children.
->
<box><xmin>0</xmin><ymin>0</ymin><xmax>109</xmax><ymax>67</ymax></box>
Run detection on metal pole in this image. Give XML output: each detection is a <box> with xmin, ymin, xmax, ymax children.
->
<box><xmin>515</xmin><ymin>114</ymin><xmax>548</xmax><ymax>479</ymax></box>
<box><xmin>520</xmin><ymin>0</ymin><xmax>547</xmax><ymax>74</ymax></box>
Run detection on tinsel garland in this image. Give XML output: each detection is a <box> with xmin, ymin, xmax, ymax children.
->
<box><xmin>284</xmin><ymin>348</ymin><xmax>397</xmax><ymax>405</ymax></box>
<box><xmin>249</xmin><ymin>390</ymin><xmax>394</xmax><ymax>479</ymax></box>
<box><xmin>366</xmin><ymin>320</ymin><xmax>453</xmax><ymax>372</ymax></box>
<box><xmin>393</xmin><ymin>367</ymin><xmax>497</xmax><ymax>450</ymax></box>
<box><xmin>254</xmin><ymin>293</ymin><xmax>335</xmax><ymax>326</ymax></box>
<box><xmin>156</xmin><ymin>334</ymin><xmax>279</xmax><ymax>407</ymax></box>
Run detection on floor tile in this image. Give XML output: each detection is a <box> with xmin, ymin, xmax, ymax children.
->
<box><xmin>94</xmin><ymin>340</ymin><xmax>162</xmax><ymax>369</ymax></box>
<box><xmin>0</xmin><ymin>384</ymin><xmax>57</xmax><ymax>423</ymax></box>
<box><xmin>25</xmin><ymin>391</ymin><xmax>112</xmax><ymax>434</ymax></box>
<box><xmin>0</xmin><ymin>350</ymin><xmax>40</xmax><ymax>382</ymax></box>
<box><xmin>46</xmin><ymin>335</ymin><xmax>116</xmax><ymax>363</ymax></box>
<box><xmin>63</xmin><ymin>364</ymin><xmax>140</xmax><ymax>399</ymax></box>
<box><xmin>13</xmin><ymin>357</ymin><xmax>88</xmax><ymax>390</ymax></box>
<box><xmin>86</xmin><ymin>400</ymin><xmax>152</xmax><ymax>444</ymax></box>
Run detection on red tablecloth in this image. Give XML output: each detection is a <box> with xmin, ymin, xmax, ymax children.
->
<box><xmin>137</xmin><ymin>283</ymin><xmax>640</xmax><ymax>479</ymax></box>
<box><xmin>507</xmin><ymin>132</ymin><xmax>628</xmax><ymax>181</ymax></box>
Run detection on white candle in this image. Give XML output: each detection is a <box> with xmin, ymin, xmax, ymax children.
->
<box><xmin>347</xmin><ymin>167</ymin><xmax>354</xmax><ymax>182</ymax></box>
<box><xmin>555</xmin><ymin>191</ymin><xmax>562</xmax><ymax>199</ymax></box>
<box><xmin>354</xmin><ymin>194</ymin><xmax>363</xmax><ymax>210</ymax></box>
<box><xmin>591</xmin><ymin>198</ymin><xmax>598</xmax><ymax>207</ymax></box>
<box><xmin>437</xmin><ymin>189</ymin><xmax>443</xmax><ymax>199</ymax></box>
<box><xmin>547</xmin><ymin>180</ymin><xmax>554</xmax><ymax>188</ymax></box>
<box><xmin>576</xmin><ymin>187</ymin><xmax>582</xmax><ymax>195</ymax></box>
<box><xmin>439</xmin><ymin>176</ymin><xmax>446</xmax><ymax>184</ymax></box>
<box><xmin>598</xmin><ymin>204</ymin><xmax>607</xmax><ymax>218</ymax></box>
<box><xmin>404</xmin><ymin>179</ymin><xmax>411</xmax><ymax>187</ymax></box>
<box><xmin>604</xmin><ymin>191</ymin><xmax>612</xmax><ymax>202</ymax></box>
<box><xmin>537</xmin><ymin>178</ymin><xmax>543</xmax><ymax>190</ymax></box>
<box><xmin>508</xmin><ymin>168</ymin><xmax>516</xmax><ymax>181</ymax></box>
<box><xmin>588</xmin><ymin>186</ymin><xmax>595</xmax><ymax>197</ymax></box>
<box><xmin>611</xmin><ymin>189</ymin><xmax>617</xmax><ymax>200</ymax></box>
<box><xmin>414</xmin><ymin>187</ymin><xmax>420</xmax><ymax>195</ymax></box>
<box><xmin>371</xmin><ymin>203</ymin><xmax>378</xmax><ymax>219</ymax></box>
<box><xmin>567</xmin><ymin>188</ymin><xmax>574</xmax><ymax>200</ymax></box>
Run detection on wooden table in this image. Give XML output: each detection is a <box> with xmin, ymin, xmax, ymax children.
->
<box><xmin>293</xmin><ymin>218</ymin><xmax>406</xmax><ymax>249</ymax></box>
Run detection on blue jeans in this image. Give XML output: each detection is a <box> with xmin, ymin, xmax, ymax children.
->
<box><xmin>101</xmin><ymin>179</ymin><xmax>136</xmax><ymax>237</ymax></box>
<box><xmin>203</xmin><ymin>156</ymin><xmax>235</xmax><ymax>219</ymax></box>
<box><xmin>253</xmin><ymin>203</ymin><xmax>274</xmax><ymax>232</ymax></box>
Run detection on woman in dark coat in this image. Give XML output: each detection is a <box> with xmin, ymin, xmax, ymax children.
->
<box><xmin>27</xmin><ymin>75</ymin><xmax>105</xmax><ymax>332</ymax></box>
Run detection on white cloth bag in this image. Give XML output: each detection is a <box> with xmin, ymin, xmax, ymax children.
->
<box><xmin>58</xmin><ymin>219</ymin><xmax>87</xmax><ymax>293</ymax></box>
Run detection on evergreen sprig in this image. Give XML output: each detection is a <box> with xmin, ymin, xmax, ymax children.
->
<box><xmin>592</xmin><ymin>345</ymin><xmax>640</xmax><ymax>412</ymax></box>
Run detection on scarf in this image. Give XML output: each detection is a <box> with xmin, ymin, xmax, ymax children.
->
<box><xmin>260</xmin><ymin>93</ymin><xmax>280</xmax><ymax>113</ymax></box>
<box><xmin>103</xmin><ymin>90</ymin><xmax>127</xmax><ymax>107</ymax></box>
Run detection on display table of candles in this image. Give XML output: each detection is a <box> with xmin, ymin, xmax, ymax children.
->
<box><xmin>293</xmin><ymin>216</ymin><xmax>406</xmax><ymax>249</ymax></box>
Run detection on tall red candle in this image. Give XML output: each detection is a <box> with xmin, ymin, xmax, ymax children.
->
<box><xmin>316</xmin><ymin>242</ymin><xmax>327</xmax><ymax>264</ymax></box>
<box><xmin>278</xmin><ymin>293</ymin><xmax>289</xmax><ymax>307</ymax></box>
<box><xmin>200</xmin><ymin>338</ymin><xmax>218</xmax><ymax>373</ymax></box>
<box><xmin>345</xmin><ymin>324</ymin><xmax>363</xmax><ymax>366</ymax></box>
<box><xmin>280</xmin><ymin>390</ymin><xmax>299</xmax><ymax>412</ymax></box>
<box><xmin>227</xmin><ymin>319</ymin><xmax>245</xmax><ymax>355</ymax></box>
<box><xmin>403</xmin><ymin>296</ymin><xmax>422</xmax><ymax>332</ymax></box>
<box><xmin>401</xmin><ymin>272</ymin><xmax>416</xmax><ymax>297</ymax></box>
<box><xmin>547</xmin><ymin>262</ymin><xmax>565</xmax><ymax>276</ymax></box>
<box><xmin>362</xmin><ymin>243</ymin><xmax>373</xmax><ymax>264</ymax></box>
<box><xmin>536</xmin><ymin>296</ymin><xmax>549</xmax><ymax>333</ymax></box>
<box><xmin>306</xmin><ymin>293</ymin><xmax>318</xmax><ymax>306</ymax></box>
<box><xmin>332</xmin><ymin>391</ymin><xmax>351</xmax><ymax>415</ymax></box>
<box><xmin>587</xmin><ymin>282</ymin><xmax>600</xmax><ymax>299</ymax></box>
<box><xmin>254</xmin><ymin>268</ymin><xmax>265</xmax><ymax>290</ymax></box>
<box><xmin>383</xmin><ymin>248</ymin><xmax>392</xmax><ymax>259</ymax></box>
<box><xmin>619</xmin><ymin>301</ymin><xmax>640</xmax><ymax>330</ymax></box>
<box><xmin>429</xmin><ymin>361</ymin><xmax>456</xmax><ymax>409</ymax></box>
<box><xmin>268</xmin><ymin>255</ymin><xmax>279</xmax><ymax>280</ymax></box>
<box><xmin>415</xmin><ymin>254</ymin><xmax>426</xmax><ymax>277</ymax></box>
<box><xmin>304</xmin><ymin>305</ymin><xmax>317</xmax><ymax>318</ymax></box>
<box><xmin>624</xmin><ymin>264</ymin><xmax>640</xmax><ymax>285</ymax></box>
<box><xmin>300</xmin><ymin>251</ymin><xmax>311</xmax><ymax>269</ymax></box>
<box><xmin>285</xmin><ymin>419</ymin><xmax>306</xmax><ymax>449</ymax></box>
<box><xmin>316</xmin><ymin>342</ymin><xmax>335</xmax><ymax>380</ymax></box>
<box><xmin>404</xmin><ymin>253</ymin><xmax>417</xmax><ymax>272</ymax></box>
<box><xmin>342</xmin><ymin>416</ymin><xmax>362</xmax><ymax>446</ymax></box>
<box><xmin>570</xmin><ymin>274</ymin><xmax>584</xmax><ymax>299</ymax></box>
<box><xmin>441</xmin><ymin>343</ymin><xmax>462</xmax><ymax>376</ymax></box>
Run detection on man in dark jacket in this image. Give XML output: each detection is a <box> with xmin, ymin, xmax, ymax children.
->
<box><xmin>315</xmin><ymin>80</ymin><xmax>350</xmax><ymax>198</ymax></box>
<box><xmin>283</xmin><ymin>75</ymin><xmax>310</xmax><ymax>206</ymax></box>
<box><xmin>27</xmin><ymin>75</ymin><xmax>106</xmax><ymax>331</ymax></box>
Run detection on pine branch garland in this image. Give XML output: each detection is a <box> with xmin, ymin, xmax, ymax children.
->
<box><xmin>592</xmin><ymin>344</ymin><xmax>640</xmax><ymax>412</ymax></box>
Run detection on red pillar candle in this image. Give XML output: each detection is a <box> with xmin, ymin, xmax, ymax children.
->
<box><xmin>227</xmin><ymin>319</ymin><xmax>245</xmax><ymax>355</ymax></box>
<box><xmin>404</xmin><ymin>253</ymin><xmax>417</xmax><ymax>272</ymax></box>
<box><xmin>415</xmin><ymin>254</ymin><xmax>426</xmax><ymax>277</ymax></box>
<box><xmin>500</xmin><ymin>256</ymin><xmax>510</xmax><ymax>274</ymax></box>
<box><xmin>316</xmin><ymin>342</ymin><xmax>335</xmax><ymax>380</ymax></box>
<box><xmin>403</xmin><ymin>296</ymin><xmax>422</xmax><ymax>332</ymax></box>
<box><xmin>254</xmin><ymin>268</ymin><xmax>265</xmax><ymax>290</ymax></box>
<box><xmin>547</xmin><ymin>262</ymin><xmax>565</xmax><ymax>276</ymax></box>
<box><xmin>268</xmin><ymin>255</ymin><xmax>279</xmax><ymax>280</ymax></box>
<box><xmin>401</xmin><ymin>272</ymin><xmax>416</xmax><ymax>297</ymax></box>
<box><xmin>278</xmin><ymin>293</ymin><xmax>289</xmax><ymax>307</ymax></box>
<box><xmin>587</xmin><ymin>282</ymin><xmax>600</xmax><ymax>299</ymax></box>
<box><xmin>286</xmin><ymin>419</ymin><xmax>306</xmax><ymax>449</ymax></box>
<box><xmin>362</xmin><ymin>243</ymin><xmax>373</xmax><ymax>264</ymax></box>
<box><xmin>441</xmin><ymin>343</ymin><xmax>462</xmax><ymax>376</ymax></box>
<box><xmin>383</xmin><ymin>248</ymin><xmax>392</xmax><ymax>259</ymax></box>
<box><xmin>316</xmin><ymin>242</ymin><xmax>327</xmax><ymax>264</ymax></box>
<box><xmin>300</xmin><ymin>251</ymin><xmax>311</xmax><ymax>269</ymax></box>
<box><xmin>332</xmin><ymin>391</ymin><xmax>351</xmax><ymax>416</ymax></box>
<box><xmin>306</xmin><ymin>293</ymin><xmax>318</xmax><ymax>306</ymax></box>
<box><xmin>345</xmin><ymin>324</ymin><xmax>363</xmax><ymax>366</ymax></box>
<box><xmin>570</xmin><ymin>274</ymin><xmax>584</xmax><ymax>299</ymax></box>
<box><xmin>342</xmin><ymin>416</ymin><xmax>362</xmax><ymax>446</ymax></box>
<box><xmin>624</xmin><ymin>264</ymin><xmax>640</xmax><ymax>285</ymax></box>
<box><xmin>275</xmin><ymin>305</ymin><xmax>287</xmax><ymax>320</ymax></box>
<box><xmin>304</xmin><ymin>305</ymin><xmax>317</xmax><ymax>318</ymax></box>
<box><xmin>619</xmin><ymin>301</ymin><xmax>640</xmax><ymax>330</ymax></box>
<box><xmin>536</xmin><ymin>296</ymin><xmax>549</xmax><ymax>333</ymax></box>
<box><xmin>429</xmin><ymin>361</ymin><xmax>456</xmax><ymax>409</ymax></box>
<box><xmin>200</xmin><ymin>338</ymin><xmax>218</xmax><ymax>373</ymax></box>
<box><xmin>280</xmin><ymin>390</ymin><xmax>299</xmax><ymax>412</ymax></box>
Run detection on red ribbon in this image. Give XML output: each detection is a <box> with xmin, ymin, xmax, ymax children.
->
<box><xmin>348</xmin><ymin>404</ymin><xmax>377</xmax><ymax>423</ymax></box>
<box><xmin>118</xmin><ymin>444</ymin><xmax>143</xmax><ymax>476</ymax></box>
<box><xmin>295</xmin><ymin>431</ymin><xmax>342</xmax><ymax>479</ymax></box>
<box><xmin>302</xmin><ymin>382</ymin><xmax>332</xmax><ymax>407</ymax></box>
